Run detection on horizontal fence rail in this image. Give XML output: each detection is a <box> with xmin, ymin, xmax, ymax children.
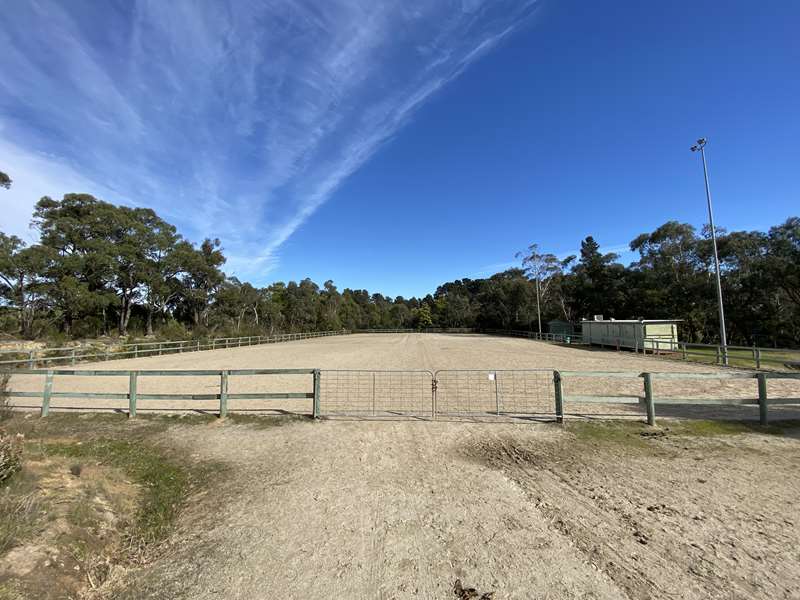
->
<box><xmin>6</xmin><ymin>368</ymin><xmax>320</xmax><ymax>418</ymax></box>
<box><xmin>557</xmin><ymin>370</ymin><xmax>800</xmax><ymax>425</ymax></box>
<box><xmin>575</xmin><ymin>335</ymin><xmax>800</xmax><ymax>371</ymax></box>
<box><xmin>0</xmin><ymin>330</ymin><xmax>349</xmax><ymax>368</ymax></box>
<box><xmin>5</xmin><ymin>363</ymin><xmax>800</xmax><ymax>424</ymax></box>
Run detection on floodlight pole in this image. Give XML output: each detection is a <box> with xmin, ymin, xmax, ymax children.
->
<box><xmin>692</xmin><ymin>138</ymin><xmax>728</xmax><ymax>366</ymax></box>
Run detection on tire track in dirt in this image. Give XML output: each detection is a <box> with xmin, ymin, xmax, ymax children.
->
<box><xmin>107</xmin><ymin>420</ymin><xmax>629</xmax><ymax>599</ymax></box>
<box><xmin>468</xmin><ymin>430</ymin><xmax>800</xmax><ymax>600</ymax></box>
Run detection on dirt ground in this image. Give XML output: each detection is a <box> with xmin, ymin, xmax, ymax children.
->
<box><xmin>98</xmin><ymin>417</ymin><xmax>800</xmax><ymax>600</ymax></box>
<box><xmin>8</xmin><ymin>333</ymin><xmax>800</xmax><ymax>421</ymax></box>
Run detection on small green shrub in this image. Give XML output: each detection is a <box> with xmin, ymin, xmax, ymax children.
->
<box><xmin>156</xmin><ymin>319</ymin><xmax>190</xmax><ymax>341</ymax></box>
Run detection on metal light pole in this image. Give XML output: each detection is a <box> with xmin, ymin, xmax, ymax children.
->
<box><xmin>690</xmin><ymin>138</ymin><xmax>728</xmax><ymax>365</ymax></box>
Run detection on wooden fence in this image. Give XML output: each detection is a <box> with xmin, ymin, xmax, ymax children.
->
<box><xmin>7</xmin><ymin>366</ymin><xmax>799</xmax><ymax>425</ymax></box>
<box><xmin>6</xmin><ymin>368</ymin><xmax>321</xmax><ymax>418</ymax></box>
<box><xmin>555</xmin><ymin>370</ymin><xmax>800</xmax><ymax>425</ymax></box>
<box><xmin>0</xmin><ymin>330</ymin><xmax>349</xmax><ymax>369</ymax></box>
<box><xmin>354</xmin><ymin>328</ymin><xmax>799</xmax><ymax>371</ymax></box>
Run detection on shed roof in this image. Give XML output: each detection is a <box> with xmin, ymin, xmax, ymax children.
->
<box><xmin>580</xmin><ymin>319</ymin><xmax>682</xmax><ymax>324</ymax></box>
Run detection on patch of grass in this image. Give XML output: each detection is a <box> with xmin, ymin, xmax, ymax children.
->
<box><xmin>0</xmin><ymin>469</ymin><xmax>41</xmax><ymax>555</ymax></box>
<box><xmin>564</xmin><ymin>418</ymin><xmax>800</xmax><ymax>445</ymax></box>
<box><xmin>565</xmin><ymin>420</ymin><xmax>652</xmax><ymax>448</ymax></box>
<box><xmin>0</xmin><ymin>580</ymin><xmax>26</xmax><ymax>600</ymax></box>
<box><xmin>225</xmin><ymin>413</ymin><xmax>310</xmax><ymax>429</ymax></box>
<box><xmin>663</xmin><ymin>419</ymin><xmax>798</xmax><ymax>437</ymax></box>
<box><xmin>3</xmin><ymin>412</ymin><xmax>217</xmax><ymax>440</ymax></box>
<box><xmin>44</xmin><ymin>439</ymin><xmax>193</xmax><ymax>550</ymax></box>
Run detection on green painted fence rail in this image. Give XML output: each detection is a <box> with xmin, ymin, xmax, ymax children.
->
<box><xmin>0</xmin><ymin>330</ymin><xmax>349</xmax><ymax>368</ymax></box>
<box><xmin>6</xmin><ymin>366</ymin><xmax>800</xmax><ymax>425</ymax></box>
<box><xmin>6</xmin><ymin>368</ymin><xmax>318</xmax><ymax>418</ymax></box>
<box><xmin>557</xmin><ymin>370</ymin><xmax>800</xmax><ymax>426</ymax></box>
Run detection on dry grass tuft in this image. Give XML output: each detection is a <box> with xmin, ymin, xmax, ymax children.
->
<box><xmin>0</xmin><ymin>430</ymin><xmax>24</xmax><ymax>484</ymax></box>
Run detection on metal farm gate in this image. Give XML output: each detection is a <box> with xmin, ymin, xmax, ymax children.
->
<box><xmin>319</xmin><ymin>370</ymin><xmax>434</xmax><ymax>417</ymax></box>
<box><xmin>434</xmin><ymin>369</ymin><xmax>555</xmax><ymax>418</ymax></box>
<box><xmin>318</xmin><ymin>369</ymin><xmax>556</xmax><ymax>419</ymax></box>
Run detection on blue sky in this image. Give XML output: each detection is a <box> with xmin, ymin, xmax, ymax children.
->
<box><xmin>1</xmin><ymin>0</ymin><xmax>798</xmax><ymax>298</ymax></box>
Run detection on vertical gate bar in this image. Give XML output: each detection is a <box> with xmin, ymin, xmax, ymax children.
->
<box><xmin>643</xmin><ymin>373</ymin><xmax>655</xmax><ymax>426</ymax></box>
<box><xmin>219</xmin><ymin>370</ymin><xmax>229</xmax><ymax>418</ymax></box>
<box><xmin>553</xmin><ymin>370</ymin><xmax>563</xmax><ymax>424</ymax></box>
<box><xmin>41</xmin><ymin>370</ymin><xmax>54</xmax><ymax>417</ymax></box>
<box><xmin>128</xmin><ymin>371</ymin><xmax>138</xmax><ymax>418</ymax></box>
<box><xmin>757</xmin><ymin>373</ymin><xmax>768</xmax><ymax>425</ymax></box>
<box><xmin>313</xmin><ymin>369</ymin><xmax>321</xmax><ymax>418</ymax></box>
<box><xmin>431</xmin><ymin>375</ymin><xmax>437</xmax><ymax>420</ymax></box>
<box><xmin>494</xmin><ymin>372</ymin><xmax>500</xmax><ymax>415</ymax></box>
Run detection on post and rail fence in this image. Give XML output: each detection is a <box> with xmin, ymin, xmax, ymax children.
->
<box><xmin>0</xmin><ymin>330</ymin><xmax>349</xmax><ymax>369</ymax></box>
<box><xmin>356</xmin><ymin>328</ymin><xmax>800</xmax><ymax>372</ymax></box>
<box><xmin>7</xmin><ymin>366</ymin><xmax>798</xmax><ymax>425</ymax></box>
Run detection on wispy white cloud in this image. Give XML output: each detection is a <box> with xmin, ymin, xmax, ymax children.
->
<box><xmin>0</xmin><ymin>0</ymin><xmax>539</xmax><ymax>281</ymax></box>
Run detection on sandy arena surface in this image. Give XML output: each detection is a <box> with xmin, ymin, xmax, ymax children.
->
<box><xmin>8</xmin><ymin>333</ymin><xmax>800</xmax><ymax>420</ymax></box>
<box><xmin>100</xmin><ymin>418</ymin><xmax>800</xmax><ymax>600</ymax></box>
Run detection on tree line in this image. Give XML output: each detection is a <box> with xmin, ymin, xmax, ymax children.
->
<box><xmin>0</xmin><ymin>192</ymin><xmax>798</xmax><ymax>347</ymax></box>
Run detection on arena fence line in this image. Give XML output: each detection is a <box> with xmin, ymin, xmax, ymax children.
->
<box><xmin>6</xmin><ymin>368</ymin><xmax>320</xmax><ymax>418</ymax></box>
<box><xmin>354</xmin><ymin>328</ymin><xmax>800</xmax><ymax>371</ymax></box>
<box><xmin>556</xmin><ymin>370</ymin><xmax>800</xmax><ymax>425</ymax></box>
<box><xmin>6</xmin><ymin>367</ymin><xmax>799</xmax><ymax>424</ymax></box>
<box><xmin>0</xmin><ymin>330</ymin><xmax>349</xmax><ymax>369</ymax></box>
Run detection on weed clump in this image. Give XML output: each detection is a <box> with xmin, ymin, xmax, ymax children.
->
<box><xmin>0</xmin><ymin>430</ymin><xmax>24</xmax><ymax>484</ymax></box>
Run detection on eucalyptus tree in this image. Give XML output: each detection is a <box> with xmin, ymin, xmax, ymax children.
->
<box><xmin>517</xmin><ymin>244</ymin><xmax>565</xmax><ymax>334</ymax></box>
<box><xmin>31</xmin><ymin>195</ymin><xmax>119</xmax><ymax>336</ymax></box>
<box><xmin>0</xmin><ymin>233</ymin><xmax>47</xmax><ymax>337</ymax></box>
<box><xmin>176</xmin><ymin>238</ymin><xmax>226</xmax><ymax>327</ymax></box>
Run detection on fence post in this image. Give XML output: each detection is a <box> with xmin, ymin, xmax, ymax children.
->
<box><xmin>757</xmin><ymin>373</ymin><xmax>768</xmax><ymax>425</ymax></box>
<box><xmin>313</xmin><ymin>369</ymin><xmax>321</xmax><ymax>418</ymax></box>
<box><xmin>28</xmin><ymin>350</ymin><xmax>35</xmax><ymax>369</ymax></box>
<box><xmin>41</xmin><ymin>370</ymin><xmax>54</xmax><ymax>417</ymax></box>
<box><xmin>158</xmin><ymin>343</ymin><xmax>163</xmax><ymax>356</ymax></box>
<box><xmin>494</xmin><ymin>372</ymin><xmax>500</xmax><ymax>416</ymax></box>
<box><xmin>715</xmin><ymin>346</ymin><xmax>720</xmax><ymax>365</ymax></box>
<box><xmin>128</xmin><ymin>371</ymin><xmax>138</xmax><ymax>418</ymax></box>
<box><xmin>643</xmin><ymin>373</ymin><xmax>655</xmax><ymax>426</ymax></box>
<box><xmin>755</xmin><ymin>348</ymin><xmax>761</xmax><ymax>370</ymax></box>
<box><xmin>219</xmin><ymin>370</ymin><xmax>229</xmax><ymax>418</ymax></box>
<box><xmin>71</xmin><ymin>348</ymin><xmax>76</xmax><ymax>365</ymax></box>
<box><xmin>682</xmin><ymin>343</ymin><xmax>687</xmax><ymax>360</ymax></box>
<box><xmin>134</xmin><ymin>344</ymin><xmax>139</xmax><ymax>359</ymax></box>
<box><xmin>553</xmin><ymin>370</ymin><xmax>564</xmax><ymax>424</ymax></box>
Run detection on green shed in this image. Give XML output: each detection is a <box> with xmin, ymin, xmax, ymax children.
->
<box><xmin>580</xmin><ymin>318</ymin><xmax>680</xmax><ymax>351</ymax></box>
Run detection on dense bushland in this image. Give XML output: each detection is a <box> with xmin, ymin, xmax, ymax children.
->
<box><xmin>0</xmin><ymin>193</ymin><xmax>798</xmax><ymax>346</ymax></box>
